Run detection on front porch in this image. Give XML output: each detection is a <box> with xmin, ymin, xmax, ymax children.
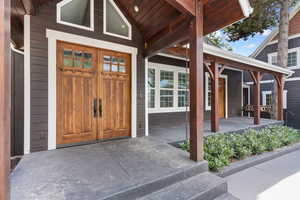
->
<box><xmin>149</xmin><ymin>117</ymin><xmax>283</xmax><ymax>143</ymax></box>
<box><xmin>11</xmin><ymin>137</ymin><xmax>216</xmax><ymax>200</ymax></box>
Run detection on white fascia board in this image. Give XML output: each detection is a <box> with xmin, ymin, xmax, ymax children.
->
<box><xmin>203</xmin><ymin>44</ymin><xmax>294</xmax><ymax>76</ymax></box>
<box><xmin>238</xmin><ymin>0</ymin><xmax>254</xmax><ymax>17</ymax></box>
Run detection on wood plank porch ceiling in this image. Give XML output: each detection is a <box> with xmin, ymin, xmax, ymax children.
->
<box><xmin>11</xmin><ymin>0</ymin><xmax>247</xmax><ymax>55</ymax></box>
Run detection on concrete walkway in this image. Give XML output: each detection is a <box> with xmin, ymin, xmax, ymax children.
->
<box><xmin>227</xmin><ymin>149</ymin><xmax>300</xmax><ymax>200</ymax></box>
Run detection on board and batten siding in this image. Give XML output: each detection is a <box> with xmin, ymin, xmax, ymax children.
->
<box><xmin>148</xmin><ymin>55</ymin><xmax>243</xmax><ymax>129</ymax></box>
<box><xmin>29</xmin><ymin>0</ymin><xmax>145</xmax><ymax>152</ymax></box>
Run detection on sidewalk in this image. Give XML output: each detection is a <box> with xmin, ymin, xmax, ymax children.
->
<box><xmin>226</xmin><ymin>149</ymin><xmax>300</xmax><ymax>200</ymax></box>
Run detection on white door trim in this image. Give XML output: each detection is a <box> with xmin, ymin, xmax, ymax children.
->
<box><xmin>46</xmin><ymin>29</ymin><xmax>138</xmax><ymax>150</ymax></box>
<box><xmin>24</xmin><ymin>15</ymin><xmax>31</xmax><ymax>154</ymax></box>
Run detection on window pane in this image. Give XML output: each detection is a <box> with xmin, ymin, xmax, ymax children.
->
<box><xmin>60</xmin><ymin>0</ymin><xmax>91</xmax><ymax>28</ymax></box>
<box><xmin>288</xmin><ymin>52</ymin><xmax>297</xmax><ymax>67</ymax></box>
<box><xmin>83</xmin><ymin>53</ymin><xmax>93</xmax><ymax>68</ymax></box>
<box><xmin>178</xmin><ymin>91</ymin><xmax>189</xmax><ymax>107</ymax></box>
<box><xmin>266</xmin><ymin>94</ymin><xmax>272</xmax><ymax>105</ymax></box>
<box><xmin>74</xmin><ymin>51</ymin><xmax>82</xmax><ymax>67</ymax></box>
<box><xmin>271</xmin><ymin>55</ymin><xmax>278</xmax><ymax>65</ymax></box>
<box><xmin>106</xmin><ymin>0</ymin><xmax>129</xmax><ymax>37</ymax></box>
<box><xmin>148</xmin><ymin>69</ymin><xmax>155</xmax><ymax>88</ymax></box>
<box><xmin>160</xmin><ymin>71</ymin><xmax>174</xmax><ymax>89</ymax></box>
<box><xmin>63</xmin><ymin>49</ymin><xmax>73</xmax><ymax>67</ymax></box>
<box><xmin>111</xmin><ymin>64</ymin><xmax>118</xmax><ymax>72</ymax></box>
<box><xmin>119</xmin><ymin>66</ymin><xmax>126</xmax><ymax>73</ymax></box>
<box><xmin>178</xmin><ymin>72</ymin><xmax>189</xmax><ymax>89</ymax></box>
<box><xmin>207</xmin><ymin>92</ymin><xmax>212</xmax><ymax>107</ymax></box>
<box><xmin>103</xmin><ymin>63</ymin><xmax>110</xmax><ymax>71</ymax></box>
<box><xmin>148</xmin><ymin>89</ymin><xmax>155</xmax><ymax>108</ymax></box>
<box><xmin>160</xmin><ymin>90</ymin><xmax>173</xmax><ymax>108</ymax></box>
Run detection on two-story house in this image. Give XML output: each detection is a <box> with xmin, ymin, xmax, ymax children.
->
<box><xmin>245</xmin><ymin>1</ymin><xmax>300</xmax><ymax>129</ymax></box>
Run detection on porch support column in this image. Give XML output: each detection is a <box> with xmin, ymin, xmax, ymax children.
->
<box><xmin>189</xmin><ymin>0</ymin><xmax>204</xmax><ymax>162</ymax></box>
<box><xmin>252</xmin><ymin>71</ymin><xmax>261</xmax><ymax>125</ymax></box>
<box><xmin>275</xmin><ymin>74</ymin><xmax>285</xmax><ymax>121</ymax></box>
<box><xmin>0</xmin><ymin>0</ymin><xmax>11</xmax><ymax>199</ymax></box>
<box><xmin>211</xmin><ymin>61</ymin><xmax>219</xmax><ymax>132</ymax></box>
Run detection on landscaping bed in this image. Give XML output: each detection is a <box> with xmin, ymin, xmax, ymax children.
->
<box><xmin>179</xmin><ymin>125</ymin><xmax>300</xmax><ymax>172</ymax></box>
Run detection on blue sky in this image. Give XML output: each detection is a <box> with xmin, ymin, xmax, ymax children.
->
<box><xmin>218</xmin><ymin>29</ymin><xmax>273</xmax><ymax>57</ymax></box>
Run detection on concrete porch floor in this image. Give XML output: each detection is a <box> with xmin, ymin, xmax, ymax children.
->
<box><xmin>149</xmin><ymin>117</ymin><xmax>283</xmax><ymax>143</ymax></box>
<box><xmin>11</xmin><ymin>137</ymin><xmax>207</xmax><ymax>200</ymax></box>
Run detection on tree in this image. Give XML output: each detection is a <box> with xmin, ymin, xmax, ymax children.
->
<box><xmin>223</xmin><ymin>0</ymin><xmax>298</xmax><ymax>119</ymax></box>
<box><xmin>206</xmin><ymin>32</ymin><xmax>233</xmax><ymax>51</ymax></box>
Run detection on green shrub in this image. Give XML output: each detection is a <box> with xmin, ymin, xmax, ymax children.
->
<box><xmin>179</xmin><ymin>125</ymin><xmax>300</xmax><ymax>171</ymax></box>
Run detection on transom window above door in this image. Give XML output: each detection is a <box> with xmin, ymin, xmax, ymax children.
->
<box><xmin>103</xmin><ymin>0</ymin><xmax>132</xmax><ymax>40</ymax></box>
<box><xmin>57</xmin><ymin>0</ymin><xmax>94</xmax><ymax>31</ymax></box>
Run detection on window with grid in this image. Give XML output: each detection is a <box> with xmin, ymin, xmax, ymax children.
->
<box><xmin>287</xmin><ymin>52</ymin><xmax>297</xmax><ymax>67</ymax></box>
<box><xmin>271</xmin><ymin>55</ymin><xmax>278</xmax><ymax>65</ymax></box>
<box><xmin>178</xmin><ymin>72</ymin><xmax>189</xmax><ymax>107</ymax></box>
<box><xmin>148</xmin><ymin>69</ymin><xmax>155</xmax><ymax>108</ymax></box>
<box><xmin>207</xmin><ymin>76</ymin><xmax>212</xmax><ymax>108</ymax></box>
<box><xmin>265</xmin><ymin>93</ymin><xmax>272</xmax><ymax>105</ymax></box>
<box><xmin>160</xmin><ymin>71</ymin><xmax>174</xmax><ymax>108</ymax></box>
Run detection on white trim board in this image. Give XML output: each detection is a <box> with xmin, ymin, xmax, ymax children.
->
<box><xmin>245</xmin><ymin>77</ymin><xmax>300</xmax><ymax>85</ymax></box>
<box><xmin>262</xmin><ymin>90</ymin><xmax>288</xmax><ymax>109</ymax></box>
<box><xmin>24</xmin><ymin>15</ymin><xmax>31</xmax><ymax>154</ymax></box>
<box><xmin>57</xmin><ymin>0</ymin><xmax>95</xmax><ymax>31</ymax></box>
<box><xmin>46</xmin><ymin>29</ymin><xmax>138</xmax><ymax>150</ymax></box>
<box><xmin>103</xmin><ymin>0</ymin><xmax>132</xmax><ymax>40</ymax></box>
<box><xmin>145</xmin><ymin>58</ymin><xmax>149</xmax><ymax>136</ymax></box>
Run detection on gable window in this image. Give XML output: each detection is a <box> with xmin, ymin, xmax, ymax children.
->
<box><xmin>57</xmin><ymin>0</ymin><xmax>94</xmax><ymax>31</ymax></box>
<box><xmin>148</xmin><ymin>63</ymin><xmax>189</xmax><ymax>113</ymax></box>
<box><xmin>103</xmin><ymin>0</ymin><xmax>132</xmax><ymax>40</ymax></box>
<box><xmin>287</xmin><ymin>52</ymin><xmax>297</xmax><ymax>67</ymax></box>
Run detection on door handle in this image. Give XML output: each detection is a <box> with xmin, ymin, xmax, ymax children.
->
<box><xmin>93</xmin><ymin>98</ymin><xmax>98</xmax><ymax>117</ymax></box>
<box><xmin>99</xmin><ymin>99</ymin><xmax>102</xmax><ymax>117</ymax></box>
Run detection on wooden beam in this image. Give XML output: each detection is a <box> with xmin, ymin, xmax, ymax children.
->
<box><xmin>211</xmin><ymin>61</ymin><xmax>219</xmax><ymax>132</ymax></box>
<box><xmin>219</xmin><ymin>64</ymin><xmax>226</xmax><ymax>75</ymax></box>
<box><xmin>164</xmin><ymin>0</ymin><xmax>195</xmax><ymax>16</ymax></box>
<box><xmin>189</xmin><ymin>0</ymin><xmax>204</xmax><ymax>162</ymax></box>
<box><xmin>275</xmin><ymin>75</ymin><xmax>285</xmax><ymax>121</ymax></box>
<box><xmin>253</xmin><ymin>72</ymin><xmax>261</xmax><ymax>125</ymax></box>
<box><xmin>21</xmin><ymin>0</ymin><xmax>35</xmax><ymax>15</ymax></box>
<box><xmin>0</xmin><ymin>0</ymin><xmax>11</xmax><ymax>199</ymax></box>
<box><xmin>204</xmin><ymin>63</ymin><xmax>214</xmax><ymax>80</ymax></box>
<box><xmin>144</xmin><ymin>18</ymin><xmax>190</xmax><ymax>57</ymax></box>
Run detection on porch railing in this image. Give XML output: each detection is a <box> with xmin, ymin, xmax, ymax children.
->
<box><xmin>243</xmin><ymin>105</ymin><xmax>272</xmax><ymax>114</ymax></box>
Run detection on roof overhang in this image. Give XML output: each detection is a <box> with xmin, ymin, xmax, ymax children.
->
<box><xmin>204</xmin><ymin>44</ymin><xmax>294</xmax><ymax>76</ymax></box>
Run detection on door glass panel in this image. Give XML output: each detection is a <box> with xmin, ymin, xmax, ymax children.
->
<box><xmin>74</xmin><ymin>51</ymin><xmax>83</xmax><ymax>67</ymax></box>
<box><xmin>83</xmin><ymin>53</ymin><xmax>93</xmax><ymax>68</ymax></box>
<box><xmin>112</xmin><ymin>57</ymin><xmax>118</xmax><ymax>64</ymax></box>
<box><xmin>118</xmin><ymin>57</ymin><xmax>125</xmax><ymax>65</ymax></box>
<box><xmin>111</xmin><ymin>64</ymin><xmax>118</xmax><ymax>72</ymax></box>
<box><xmin>63</xmin><ymin>49</ymin><xmax>73</xmax><ymax>67</ymax></box>
<box><xmin>119</xmin><ymin>66</ymin><xmax>126</xmax><ymax>73</ymax></box>
<box><xmin>104</xmin><ymin>55</ymin><xmax>111</xmax><ymax>62</ymax></box>
<box><xmin>103</xmin><ymin>63</ymin><xmax>110</xmax><ymax>71</ymax></box>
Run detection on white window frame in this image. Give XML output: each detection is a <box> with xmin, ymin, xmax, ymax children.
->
<box><xmin>57</xmin><ymin>0</ymin><xmax>94</xmax><ymax>31</ymax></box>
<box><xmin>268</xmin><ymin>47</ymin><xmax>300</xmax><ymax>70</ymax></box>
<box><xmin>103</xmin><ymin>0</ymin><xmax>132</xmax><ymax>40</ymax></box>
<box><xmin>205</xmin><ymin>72</ymin><xmax>228</xmax><ymax>118</ymax></box>
<box><xmin>262</xmin><ymin>90</ymin><xmax>288</xmax><ymax>109</ymax></box>
<box><xmin>148</xmin><ymin>62</ymin><xmax>189</xmax><ymax>113</ymax></box>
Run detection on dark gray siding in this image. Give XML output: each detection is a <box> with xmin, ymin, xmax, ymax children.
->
<box><xmin>30</xmin><ymin>0</ymin><xmax>145</xmax><ymax>152</ymax></box>
<box><xmin>148</xmin><ymin>55</ymin><xmax>243</xmax><ymax>127</ymax></box>
<box><xmin>11</xmin><ymin>50</ymin><xmax>24</xmax><ymax>156</ymax></box>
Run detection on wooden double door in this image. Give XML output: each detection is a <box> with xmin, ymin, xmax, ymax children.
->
<box><xmin>57</xmin><ymin>42</ymin><xmax>131</xmax><ymax>145</ymax></box>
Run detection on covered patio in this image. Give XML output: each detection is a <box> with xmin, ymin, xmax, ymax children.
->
<box><xmin>149</xmin><ymin>117</ymin><xmax>283</xmax><ymax>144</ymax></box>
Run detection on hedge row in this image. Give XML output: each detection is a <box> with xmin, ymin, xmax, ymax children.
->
<box><xmin>180</xmin><ymin>126</ymin><xmax>300</xmax><ymax>171</ymax></box>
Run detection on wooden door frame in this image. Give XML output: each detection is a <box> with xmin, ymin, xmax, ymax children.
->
<box><xmin>46</xmin><ymin>29</ymin><xmax>138</xmax><ymax>151</ymax></box>
<box><xmin>219</xmin><ymin>74</ymin><xmax>228</xmax><ymax>119</ymax></box>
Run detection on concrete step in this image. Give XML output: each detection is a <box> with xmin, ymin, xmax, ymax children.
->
<box><xmin>214</xmin><ymin>193</ymin><xmax>239</xmax><ymax>200</ymax></box>
<box><xmin>138</xmin><ymin>172</ymin><xmax>227</xmax><ymax>200</ymax></box>
<box><xmin>102</xmin><ymin>161</ymin><xmax>208</xmax><ymax>200</ymax></box>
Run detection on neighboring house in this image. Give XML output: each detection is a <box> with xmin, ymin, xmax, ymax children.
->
<box><xmin>8</xmin><ymin>0</ymin><xmax>291</xmax><ymax>157</ymax></box>
<box><xmin>247</xmin><ymin>1</ymin><xmax>300</xmax><ymax>129</ymax></box>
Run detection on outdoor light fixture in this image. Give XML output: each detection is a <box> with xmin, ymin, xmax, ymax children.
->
<box><xmin>134</xmin><ymin>5</ymin><xmax>139</xmax><ymax>13</ymax></box>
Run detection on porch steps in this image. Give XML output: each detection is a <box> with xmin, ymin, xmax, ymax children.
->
<box><xmin>138</xmin><ymin>172</ymin><xmax>232</xmax><ymax>200</ymax></box>
<box><xmin>102</xmin><ymin>161</ymin><xmax>238</xmax><ymax>200</ymax></box>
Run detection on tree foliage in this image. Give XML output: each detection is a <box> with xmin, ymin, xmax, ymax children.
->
<box><xmin>206</xmin><ymin>32</ymin><xmax>233</xmax><ymax>51</ymax></box>
<box><xmin>223</xmin><ymin>0</ymin><xmax>299</xmax><ymax>42</ymax></box>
